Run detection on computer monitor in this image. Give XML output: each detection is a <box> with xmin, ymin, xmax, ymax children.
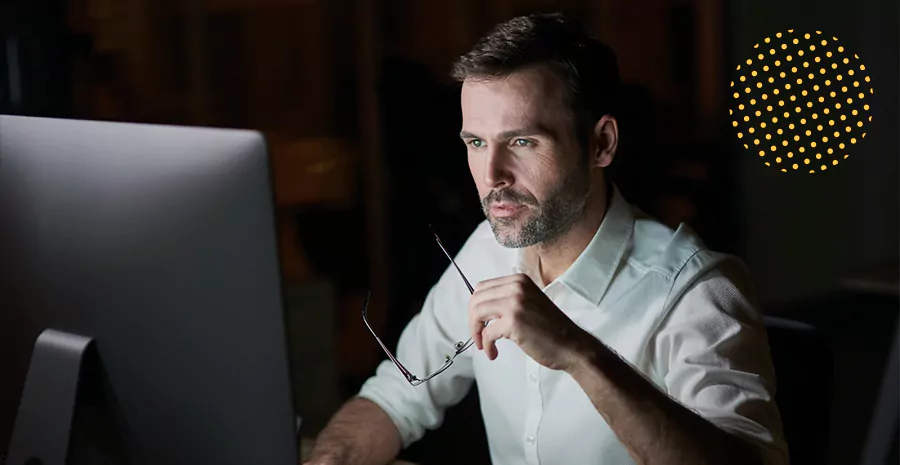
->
<box><xmin>0</xmin><ymin>115</ymin><xmax>299</xmax><ymax>465</ymax></box>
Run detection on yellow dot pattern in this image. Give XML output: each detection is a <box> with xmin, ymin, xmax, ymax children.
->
<box><xmin>731</xmin><ymin>30</ymin><xmax>874</xmax><ymax>173</ymax></box>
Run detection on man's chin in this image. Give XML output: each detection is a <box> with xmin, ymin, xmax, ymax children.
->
<box><xmin>487</xmin><ymin>214</ymin><xmax>519</xmax><ymax>231</ymax></box>
<box><xmin>487</xmin><ymin>220</ymin><xmax>526</xmax><ymax>248</ymax></box>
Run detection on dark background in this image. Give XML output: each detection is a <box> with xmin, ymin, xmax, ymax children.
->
<box><xmin>0</xmin><ymin>0</ymin><xmax>897</xmax><ymax>464</ymax></box>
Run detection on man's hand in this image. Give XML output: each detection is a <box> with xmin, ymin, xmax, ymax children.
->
<box><xmin>468</xmin><ymin>273</ymin><xmax>584</xmax><ymax>371</ymax></box>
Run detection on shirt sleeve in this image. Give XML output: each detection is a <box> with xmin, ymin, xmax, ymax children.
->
<box><xmin>356</xmin><ymin>268</ymin><xmax>476</xmax><ymax>448</ymax></box>
<box><xmin>653</xmin><ymin>253</ymin><xmax>790</xmax><ymax>465</ymax></box>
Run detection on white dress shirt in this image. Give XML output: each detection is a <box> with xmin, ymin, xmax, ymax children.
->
<box><xmin>358</xmin><ymin>186</ymin><xmax>789</xmax><ymax>465</ymax></box>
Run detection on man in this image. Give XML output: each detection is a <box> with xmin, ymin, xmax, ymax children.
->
<box><xmin>306</xmin><ymin>13</ymin><xmax>788</xmax><ymax>465</ymax></box>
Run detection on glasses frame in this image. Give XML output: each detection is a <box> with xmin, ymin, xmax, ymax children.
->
<box><xmin>361</xmin><ymin>226</ymin><xmax>476</xmax><ymax>386</ymax></box>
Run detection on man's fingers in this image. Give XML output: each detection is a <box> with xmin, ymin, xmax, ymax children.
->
<box><xmin>469</xmin><ymin>299</ymin><xmax>508</xmax><ymax>360</ymax></box>
<box><xmin>472</xmin><ymin>317</ymin><xmax>500</xmax><ymax>351</ymax></box>
<box><xmin>468</xmin><ymin>280</ymin><xmax>523</xmax><ymax>312</ymax></box>
<box><xmin>474</xmin><ymin>321</ymin><xmax>483</xmax><ymax>351</ymax></box>
<box><xmin>469</xmin><ymin>297</ymin><xmax>505</xmax><ymax>343</ymax></box>
<box><xmin>468</xmin><ymin>274</ymin><xmax>531</xmax><ymax>356</ymax></box>
<box><xmin>481</xmin><ymin>318</ymin><xmax>506</xmax><ymax>361</ymax></box>
<box><xmin>473</xmin><ymin>273</ymin><xmax>530</xmax><ymax>293</ymax></box>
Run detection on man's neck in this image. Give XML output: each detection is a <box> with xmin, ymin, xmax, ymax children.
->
<box><xmin>528</xmin><ymin>182</ymin><xmax>610</xmax><ymax>286</ymax></box>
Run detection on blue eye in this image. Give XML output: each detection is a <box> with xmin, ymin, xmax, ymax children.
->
<box><xmin>513</xmin><ymin>139</ymin><xmax>533</xmax><ymax>147</ymax></box>
<box><xmin>469</xmin><ymin>139</ymin><xmax>485</xmax><ymax>148</ymax></box>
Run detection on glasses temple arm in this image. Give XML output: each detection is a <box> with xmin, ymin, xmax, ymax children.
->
<box><xmin>429</xmin><ymin>225</ymin><xmax>475</xmax><ymax>295</ymax></box>
<box><xmin>362</xmin><ymin>292</ymin><xmax>417</xmax><ymax>381</ymax></box>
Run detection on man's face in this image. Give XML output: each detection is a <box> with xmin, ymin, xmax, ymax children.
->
<box><xmin>460</xmin><ymin>66</ymin><xmax>592</xmax><ymax>248</ymax></box>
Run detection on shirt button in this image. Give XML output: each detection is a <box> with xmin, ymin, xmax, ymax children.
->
<box><xmin>526</xmin><ymin>436</ymin><xmax>536</xmax><ymax>445</ymax></box>
<box><xmin>529</xmin><ymin>372</ymin><xmax>538</xmax><ymax>382</ymax></box>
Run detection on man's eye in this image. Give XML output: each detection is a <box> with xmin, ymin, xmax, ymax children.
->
<box><xmin>513</xmin><ymin>139</ymin><xmax>533</xmax><ymax>147</ymax></box>
<box><xmin>468</xmin><ymin>139</ymin><xmax>485</xmax><ymax>148</ymax></box>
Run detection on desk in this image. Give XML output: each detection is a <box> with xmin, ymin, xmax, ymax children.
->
<box><xmin>299</xmin><ymin>438</ymin><xmax>417</xmax><ymax>465</ymax></box>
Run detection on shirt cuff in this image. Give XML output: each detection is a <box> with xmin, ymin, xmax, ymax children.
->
<box><xmin>357</xmin><ymin>361</ymin><xmax>429</xmax><ymax>448</ymax></box>
<box><xmin>706</xmin><ymin>414</ymin><xmax>790</xmax><ymax>465</ymax></box>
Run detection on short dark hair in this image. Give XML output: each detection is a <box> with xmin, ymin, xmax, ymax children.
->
<box><xmin>450</xmin><ymin>13</ymin><xmax>621</xmax><ymax>150</ymax></box>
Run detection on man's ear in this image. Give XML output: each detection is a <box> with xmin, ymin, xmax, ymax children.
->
<box><xmin>590</xmin><ymin>115</ymin><xmax>618</xmax><ymax>169</ymax></box>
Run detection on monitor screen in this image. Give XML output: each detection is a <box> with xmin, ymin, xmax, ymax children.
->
<box><xmin>0</xmin><ymin>115</ymin><xmax>298</xmax><ymax>465</ymax></box>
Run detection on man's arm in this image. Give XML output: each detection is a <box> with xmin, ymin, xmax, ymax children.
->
<box><xmin>470</xmin><ymin>258</ymin><xmax>785</xmax><ymax>465</ymax></box>
<box><xmin>565</xmin><ymin>332</ymin><xmax>763</xmax><ymax>465</ymax></box>
<box><xmin>303</xmin><ymin>397</ymin><xmax>402</xmax><ymax>465</ymax></box>
<box><xmin>306</xmin><ymin>255</ymin><xmax>479</xmax><ymax>464</ymax></box>
<box><xmin>562</xmin><ymin>255</ymin><xmax>783</xmax><ymax>465</ymax></box>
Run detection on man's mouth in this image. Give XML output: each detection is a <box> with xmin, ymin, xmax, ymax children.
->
<box><xmin>489</xmin><ymin>203</ymin><xmax>526</xmax><ymax>218</ymax></box>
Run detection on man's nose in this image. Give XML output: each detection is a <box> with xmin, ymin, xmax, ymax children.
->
<box><xmin>483</xmin><ymin>147</ymin><xmax>513</xmax><ymax>189</ymax></box>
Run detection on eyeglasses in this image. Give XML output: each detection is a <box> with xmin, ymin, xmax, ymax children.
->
<box><xmin>361</xmin><ymin>226</ymin><xmax>476</xmax><ymax>386</ymax></box>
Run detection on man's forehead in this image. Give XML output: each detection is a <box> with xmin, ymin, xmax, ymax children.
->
<box><xmin>460</xmin><ymin>68</ymin><xmax>570</xmax><ymax>134</ymax></box>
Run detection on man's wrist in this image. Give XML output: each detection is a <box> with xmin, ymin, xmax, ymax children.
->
<box><xmin>563</xmin><ymin>326</ymin><xmax>607</xmax><ymax>378</ymax></box>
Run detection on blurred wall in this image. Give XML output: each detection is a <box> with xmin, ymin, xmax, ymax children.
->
<box><xmin>727</xmin><ymin>0</ymin><xmax>899</xmax><ymax>307</ymax></box>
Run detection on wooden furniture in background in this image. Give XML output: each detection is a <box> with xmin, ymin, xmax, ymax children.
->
<box><xmin>66</xmin><ymin>0</ymin><xmax>390</xmax><ymax>381</ymax></box>
<box><xmin>268</xmin><ymin>136</ymin><xmax>358</xmax><ymax>282</ymax></box>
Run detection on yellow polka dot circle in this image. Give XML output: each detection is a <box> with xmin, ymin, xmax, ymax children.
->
<box><xmin>730</xmin><ymin>30</ymin><xmax>874</xmax><ymax>173</ymax></box>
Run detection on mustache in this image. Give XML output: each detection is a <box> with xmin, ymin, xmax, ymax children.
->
<box><xmin>481</xmin><ymin>189</ymin><xmax>536</xmax><ymax>207</ymax></box>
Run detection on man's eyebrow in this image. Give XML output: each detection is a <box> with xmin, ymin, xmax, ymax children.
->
<box><xmin>459</xmin><ymin>125</ymin><xmax>556</xmax><ymax>141</ymax></box>
<box><xmin>497</xmin><ymin>126</ymin><xmax>555</xmax><ymax>140</ymax></box>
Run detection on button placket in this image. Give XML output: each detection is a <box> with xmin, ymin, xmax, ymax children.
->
<box><xmin>523</xmin><ymin>358</ymin><xmax>543</xmax><ymax>464</ymax></box>
<box><xmin>522</xmin><ymin>278</ymin><xmax>563</xmax><ymax>464</ymax></box>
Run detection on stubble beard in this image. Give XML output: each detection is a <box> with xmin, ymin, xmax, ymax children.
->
<box><xmin>481</xmin><ymin>162</ymin><xmax>592</xmax><ymax>249</ymax></box>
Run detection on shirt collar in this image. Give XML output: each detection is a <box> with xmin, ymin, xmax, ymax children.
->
<box><xmin>512</xmin><ymin>184</ymin><xmax>634</xmax><ymax>306</ymax></box>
